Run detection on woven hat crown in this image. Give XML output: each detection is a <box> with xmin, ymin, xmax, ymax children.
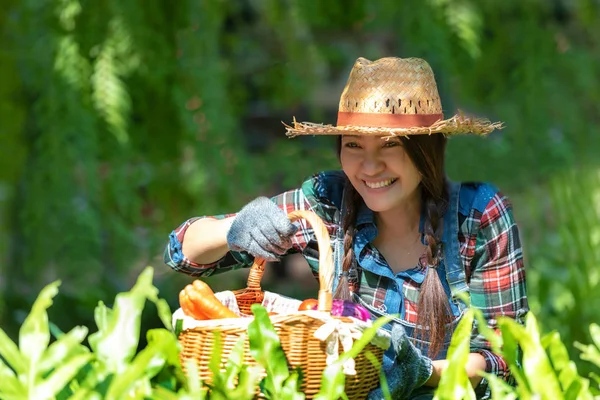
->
<box><xmin>339</xmin><ymin>57</ymin><xmax>443</xmax><ymax>117</ymax></box>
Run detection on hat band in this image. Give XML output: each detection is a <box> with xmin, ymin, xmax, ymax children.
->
<box><xmin>337</xmin><ymin>112</ymin><xmax>443</xmax><ymax>128</ymax></box>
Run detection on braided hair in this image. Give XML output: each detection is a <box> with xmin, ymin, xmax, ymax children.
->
<box><xmin>334</xmin><ymin>134</ymin><xmax>451</xmax><ymax>357</ymax></box>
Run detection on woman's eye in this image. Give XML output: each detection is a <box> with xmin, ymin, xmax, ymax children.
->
<box><xmin>383</xmin><ymin>141</ymin><xmax>401</xmax><ymax>148</ymax></box>
<box><xmin>344</xmin><ymin>142</ymin><xmax>360</xmax><ymax>148</ymax></box>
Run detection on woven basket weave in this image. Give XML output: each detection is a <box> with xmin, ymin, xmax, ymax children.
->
<box><xmin>177</xmin><ymin>210</ymin><xmax>385</xmax><ymax>399</ymax></box>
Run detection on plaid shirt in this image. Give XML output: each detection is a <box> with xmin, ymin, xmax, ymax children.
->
<box><xmin>164</xmin><ymin>170</ymin><xmax>528</xmax><ymax>390</ymax></box>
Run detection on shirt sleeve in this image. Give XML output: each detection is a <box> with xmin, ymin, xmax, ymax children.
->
<box><xmin>468</xmin><ymin>190</ymin><xmax>529</xmax><ymax>389</ymax></box>
<box><xmin>163</xmin><ymin>185</ymin><xmax>317</xmax><ymax>277</ymax></box>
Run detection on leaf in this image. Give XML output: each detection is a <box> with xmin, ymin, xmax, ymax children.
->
<box><xmin>542</xmin><ymin>331</ymin><xmax>570</xmax><ymax>371</ymax></box>
<box><xmin>0</xmin><ymin>360</ymin><xmax>25</xmax><ymax>396</ymax></box>
<box><xmin>0</xmin><ymin>392</ymin><xmax>28</xmax><ymax>400</ymax></box>
<box><xmin>148</xmin><ymin>386</ymin><xmax>180</xmax><ymax>400</ymax></box>
<box><xmin>32</xmin><ymin>353</ymin><xmax>93</xmax><ymax>399</ymax></box>
<box><xmin>588</xmin><ymin>372</ymin><xmax>600</xmax><ymax>387</ymax></box>
<box><xmin>87</xmin><ymin>267</ymin><xmax>159</xmax><ymax>374</ymax></box>
<box><xmin>364</xmin><ymin>350</ymin><xmax>390</xmax><ymax>400</ymax></box>
<box><xmin>38</xmin><ymin>326</ymin><xmax>89</xmax><ymax>376</ymax></box>
<box><xmin>146</xmin><ymin>328</ymin><xmax>182</xmax><ymax>369</ymax></box>
<box><xmin>563</xmin><ymin>377</ymin><xmax>592</xmax><ymax>400</ymax></box>
<box><xmin>575</xmin><ymin>341</ymin><xmax>600</xmax><ymax>369</ymax></box>
<box><xmin>496</xmin><ymin>317</ymin><xmax>527</xmax><ymax>390</ymax></box>
<box><xmin>183</xmin><ymin>359</ymin><xmax>206</xmax><ymax>398</ymax></box>
<box><xmin>575</xmin><ymin>323</ymin><xmax>600</xmax><ymax>369</ymax></box>
<box><xmin>208</xmin><ymin>330</ymin><xmax>224</xmax><ymax>382</ymax></box>
<box><xmin>313</xmin><ymin>363</ymin><xmax>346</xmax><ymax>400</ymax></box>
<box><xmin>66</xmin><ymin>387</ymin><xmax>96</xmax><ymax>400</ymax></box>
<box><xmin>248</xmin><ymin>304</ymin><xmax>290</xmax><ymax>397</ymax></box>
<box><xmin>542</xmin><ymin>331</ymin><xmax>584</xmax><ymax>394</ymax></box>
<box><xmin>590</xmin><ymin>324</ymin><xmax>600</xmax><ymax>350</ymax></box>
<box><xmin>174</xmin><ymin>319</ymin><xmax>183</xmax><ymax>338</ymax></box>
<box><xmin>278</xmin><ymin>369</ymin><xmax>305</xmax><ymax>400</ymax></box>
<box><xmin>228</xmin><ymin>366</ymin><xmax>263</xmax><ymax>400</ymax></box>
<box><xmin>499</xmin><ymin>314</ymin><xmax>564</xmax><ymax>399</ymax></box>
<box><xmin>479</xmin><ymin>372</ymin><xmax>517</xmax><ymax>400</ymax></box>
<box><xmin>19</xmin><ymin>281</ymin><xmax>60</xmax><ymax>367</ymax></box>
<box><xmin>135</xmin><ymin>266</ymin><xmax>173</xmax><ymax>330</ymax></box>
<box><xmin>49</xmin><ymin>321</ymin><xmax>65</xmax><ymax>339</ymax></box>
<box><xmin>472</xmin><ymin>306</ymin><xmax>503</xmax><ymax>353</ymax></box>
<box><xmin>434</xmin><ymin>309</ymin><xmax>475</xmax><ymax>400</ymax></box>
<box><xmin>105</xmin><ymin>329</ymin><xmax>180</xmax><ymax>400</ymax></box>
<box><xmin>154</xmin><ymin>298</ymin><xmax>174</xmax><ymax>331</ymax></box>
<box><xmin>93</xmin><ymin>301</ymin><xmax>110</xmax><ymax>332</ymax></box>
<box><xmin>0</xmin><ymin>327</ymin><xmax>27</xmax><ymax>375</ymax></box>
<box><xmin>222</xmin><ymin>337</ymin><xmax>245</xmax><ymax>389</ymax></box>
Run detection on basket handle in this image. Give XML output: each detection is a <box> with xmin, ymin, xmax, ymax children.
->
<box><xmin>246</xmin><ymin>210</ymin><xmax>334</xmax><ymax>312</ymax></box>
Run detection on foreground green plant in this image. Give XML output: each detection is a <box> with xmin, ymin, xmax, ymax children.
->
<box><xmin>0</xmin><ymin>267</ymin><xmax>382</xmax><ymax>399</ymax></box>
<box><xmin>0</xmin><ymin>281</ymin><xmax>92</xmax><ymax>400</ymax></box>
<box><xmin>0</xmin><ymin>267</ymin><xmax>189</xmax><ymax>400</ymax></box>
<box><xmin>2</xmin><ymin>266</ymin><xmax>600</xmax><ymax>399</ymax></box>
<box><xmin>248</xmin><ymin>304</ymin><xmax>305</xmax><ymax>399</ymax></box>
<box><xmin>575</xmin><ymin>324</ymin><xmax>600</xmax><ymax>393</ymax></box>
<box><xmin>434</xmin><ymin>303</ymin><xmax>600</xmax><ymax>400</ymax></box>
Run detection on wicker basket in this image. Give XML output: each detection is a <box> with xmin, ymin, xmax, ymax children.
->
<box><xmin>177</xmin><ymin>210</ymin><xmax>387</xmax><ymax>399</ymax></box>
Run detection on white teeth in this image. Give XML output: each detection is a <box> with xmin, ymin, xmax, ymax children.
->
<box><xmin>364</xmin><ymin>179</ymin><xmax>396</xmax><ymax>189</ymax></box>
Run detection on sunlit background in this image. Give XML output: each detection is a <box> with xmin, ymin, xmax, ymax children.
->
<box><xmin>1</xmin><ymin>0</ymin><xmax>599</xmax><ymax>378</ymax></box>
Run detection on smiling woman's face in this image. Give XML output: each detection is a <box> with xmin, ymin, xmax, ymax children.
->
<box><xmin>340</xmin><ymin>135</ymin><xmax>422</xmax><ymax>212</ymax></box>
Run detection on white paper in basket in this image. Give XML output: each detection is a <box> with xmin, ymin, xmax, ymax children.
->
<box><xmin>213</xmin><ymin>290</ymin><xmax>302</xmax><ymax>315</ymax></box>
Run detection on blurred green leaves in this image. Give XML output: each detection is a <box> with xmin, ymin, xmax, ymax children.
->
<box><xmin>1</xmin><ymin>261</ymin><xmax>599</xmax><ymax>398</ymax></box>
<box><xmin>435</xmin><ymin>309</ymin><xmax>476</xmax><ymax>400</ymax></box>
<box><xmin>436</xmin><ymin>306</ymin><xmax>599</xmax><ymax>399</ymax></box>
<box><xmin>0</xmin><ymin>280</ymin><xmax>92</xmax><ymax>400</ymax></box>
<box><xmin>1</xmin><ymin>0</ymin><xmax>600</xmax><ymax>383</ymax></box>
<box><xmin>0</xmin><ymin>267</ymin><xmax>193</xmax><ymax>399</ymax></box>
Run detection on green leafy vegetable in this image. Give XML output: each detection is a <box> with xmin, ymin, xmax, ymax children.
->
<box><xmin>434</xmin><ymin>309</ymin><xmax>475</xmax><ymax>400</ymax></box>
<box><xmin>248</xmin><ymin>304</ymin><xmax>305</xmax><ymax>400</ymax></box>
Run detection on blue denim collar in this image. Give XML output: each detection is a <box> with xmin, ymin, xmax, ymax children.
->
<box><xmin>354</xmin><ymin>197</ymin><xmax>435</xmax><ymax>241</ymax></box>
<box><xmin>352</xmin><ymin>191</ymin><xmax>458</xmax><ymax>283</ymax></box>
<box><xmin>353</xmin><ymin>200</ymin><xmax>428</xmax><ymax>281</ymax></box>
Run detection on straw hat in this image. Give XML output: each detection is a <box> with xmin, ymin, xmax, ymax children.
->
<box><xmin>284</xmin><ymin>57</ymin><xmax>502</xmax><ymax>137</ymax></box>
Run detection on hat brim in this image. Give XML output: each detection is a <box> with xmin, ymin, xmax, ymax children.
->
<box><xmin>284</xmin><ymin>113</ymin><xmax>503</xmax><ymax>138</ymax></box>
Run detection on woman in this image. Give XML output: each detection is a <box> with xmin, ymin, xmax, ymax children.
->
<box><xmin>164</xmin><ymin>57</ymin><xmax>529</xmax><ymax>399</ymax></box>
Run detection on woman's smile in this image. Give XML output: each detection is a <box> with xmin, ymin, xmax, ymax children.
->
<box><xmin>362</xmin><ymin>178</ymin><xmax>398</xmax><ymax>190</ymax></box>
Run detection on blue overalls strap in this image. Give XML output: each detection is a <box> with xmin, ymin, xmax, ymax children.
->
<box><xmin>441</xmin><ymin>181</ymin><xmax>468</xmax><ymax>312</ymax></box>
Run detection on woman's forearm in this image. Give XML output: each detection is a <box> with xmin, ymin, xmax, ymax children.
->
<box><xmin>424</xmin><ymin>352</ymin><xmax>487</xmax><ymax>388</ymax></box>
<box><xmin>181</xmin><ymin>217</ymin><xmax>235</xmax><ymax>264</ymax></box>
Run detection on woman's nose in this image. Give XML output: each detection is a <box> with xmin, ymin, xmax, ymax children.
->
<box><xmin>361</xmin><ymin>153</ymin><xmax>385</xmax><ymax>174</ymax></box>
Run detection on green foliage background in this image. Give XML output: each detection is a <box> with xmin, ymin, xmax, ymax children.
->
<box><xmin>1</xmin><ymin>0</ymin><xmax>599</xmax><ymax>379</ymax></box>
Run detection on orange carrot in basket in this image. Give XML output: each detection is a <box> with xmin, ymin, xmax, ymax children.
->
<box><xmin>179</xmin><ymin>289</ymin><xmax>208</xmax><ymax>320</ymax></box>
<box><xmin>184</xmin><ymin>280</ymin><xmax>239</xmax><ymax>320</ymax></box>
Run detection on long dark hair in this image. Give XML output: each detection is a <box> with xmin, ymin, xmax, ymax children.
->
<box><xmin>334</xmin><ymin>134</ymin><xmax>452</xmax><ymax>358</ymax></box>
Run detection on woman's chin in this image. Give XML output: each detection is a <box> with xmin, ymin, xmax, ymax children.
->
<box><xmin>362</xmin><ymin>198</ymin><xmax>396</xmax><ymax>213</ymax></box>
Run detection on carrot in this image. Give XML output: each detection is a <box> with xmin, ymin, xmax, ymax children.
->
<box><xmin>184</xmin><ymin>280</ymin><xmax>239</xmax><ymax>320</ymax></box>
<box><xmin>179</xmin><ymin>289</ymin><xmax>208</xmax><ymax>320</ymax></box>
<box><xmin>179</xmin><ymin>289</ymin><xmax>192</xmax><ymax>317</ymax></box>
<box><xmin>183</xmin><ymin>285</ymin><xmax>210</xmax><ymax>319</ymax></box>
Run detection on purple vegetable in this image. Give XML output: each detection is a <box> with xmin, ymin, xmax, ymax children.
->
<box><xmin>331</xmin><ymin>299</ymin><xmax>371</xmax><ymax>321</ymax></box>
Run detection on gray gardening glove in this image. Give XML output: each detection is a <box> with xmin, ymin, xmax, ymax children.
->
<box><xmin>226</xmin><ymin>197</ymin><xmax>298</xmax><ymax>261</ymax></box>
<box><xmin>367</xmin><ymin>323</ymin><xmax>433</xmax><ymax>400</ymax></box>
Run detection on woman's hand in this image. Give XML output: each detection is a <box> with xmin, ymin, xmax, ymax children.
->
<box><xmin>226</xmin><ymin>197</ymin><xmax>298</xmax><ymax>261</ymax></box>
<box><xmin>368</xmin><ymin>323</ymin><xmax>433</xmax><ymax>399</ymax></box>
